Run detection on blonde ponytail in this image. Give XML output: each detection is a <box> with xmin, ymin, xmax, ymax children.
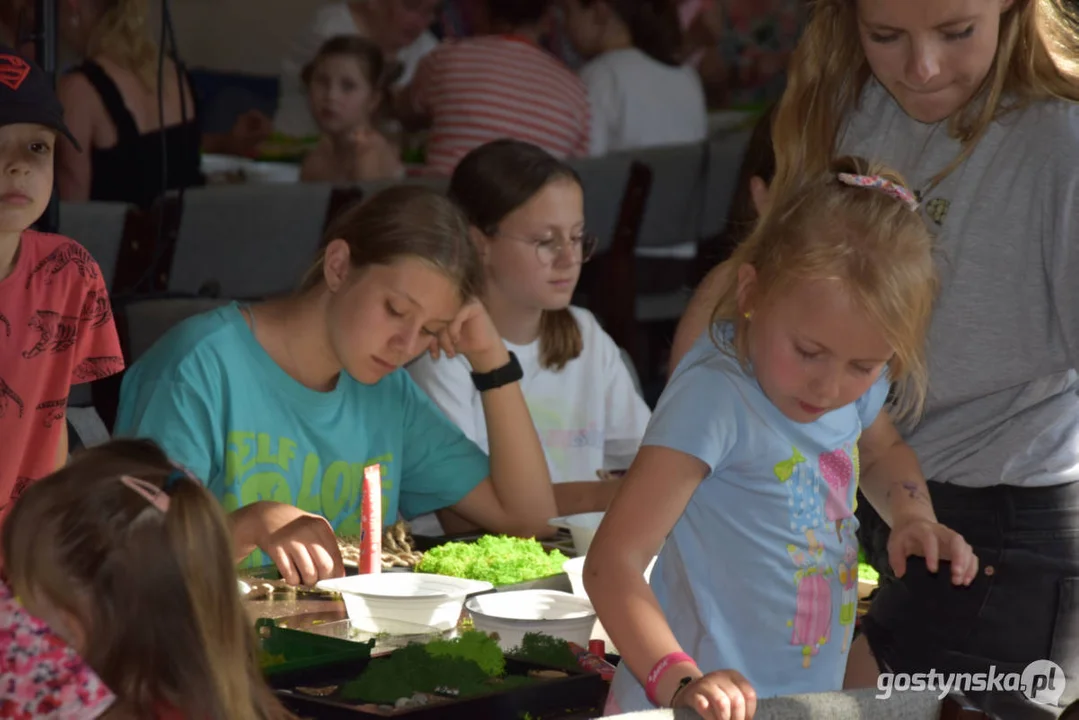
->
<box><xmin>167</xmin><ymin>480</ymin><xmax>287</xmax><ymax>720</ymax></box>
<box><xmin>87</xmin><ymin>0</ymin><xmax>160</xmax><ymax>91</ymax></box>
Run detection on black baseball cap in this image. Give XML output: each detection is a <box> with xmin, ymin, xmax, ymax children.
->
<box><xmin>0</xmin><ymin>45</ymin><xmax>80</xmax><ymax>151</ymax></box>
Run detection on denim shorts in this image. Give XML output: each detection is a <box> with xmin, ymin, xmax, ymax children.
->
<box><xmin>857</xmin><ymin>481</ymin><xmax>1079</xmax><ymax>719</ymax></box>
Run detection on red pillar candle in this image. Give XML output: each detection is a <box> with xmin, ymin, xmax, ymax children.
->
<box><xmin>360</xmin><ymin>464</ymin><xmax>383</xmax><ymax>574</ymax></box>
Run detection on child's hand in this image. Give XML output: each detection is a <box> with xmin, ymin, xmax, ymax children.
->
<box><xmin>428</xmin><ymin>299</ymin><xmax>507</xmax><ymax>371</ymax></box>
<box><xmin>887</xmin><ymin>517</ymin><xmax>979</xmax><ymax>586</ymax></box>
<box><xmin>248</xmin><ymin>501</ymin><xmax>345</xmax><ymax>586</ymax></box>
<box><xmin>671</xmin><ymin>669</ymin><xmax>758</xmax><ymax>720</ymax></box>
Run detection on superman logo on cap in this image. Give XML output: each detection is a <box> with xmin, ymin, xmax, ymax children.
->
<box><xmin>0</xmin><ymin>54</ymin><xmax>31</xmax><ymax>91</ymax></box>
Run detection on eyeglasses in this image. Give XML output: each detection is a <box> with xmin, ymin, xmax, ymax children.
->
<box><xmin>500</xmin><ymin>232</ymin><xmax>599</xmax><ymax>267</ymax></box>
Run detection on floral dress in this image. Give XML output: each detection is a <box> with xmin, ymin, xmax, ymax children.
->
<box><xmin>0</xmin><ymin>583</ymin><xmax>115</xmax><ymax>719</ymax></box>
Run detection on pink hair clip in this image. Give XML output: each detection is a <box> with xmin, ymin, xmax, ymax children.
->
<box><xmin>837</xmin><ymin>173</ymin><xmax>919</xmax><ymax>213</ymax></box>
<box><xmin>119</xmin><ymin>475</ymin><xmax>170</xmax><ymax>513</ymax></box>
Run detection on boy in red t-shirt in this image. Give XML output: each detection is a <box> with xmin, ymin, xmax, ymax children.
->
<box><xmin>0</xmin><ymin>47</ymin><xmax>124</xmax><ymax>525</ymax></box>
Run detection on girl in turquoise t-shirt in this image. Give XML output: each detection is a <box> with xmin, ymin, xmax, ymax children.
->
<box><xmin>116</xmin><ymin>186</ymin><xmax>558</xmax><ymax>586</ymax></box>
<box><xmin>585</xmin><ymin>158</ymin><xmax>980</xmax><ymax>718</ymax></box>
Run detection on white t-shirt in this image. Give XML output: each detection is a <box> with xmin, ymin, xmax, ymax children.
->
<box><xmin>579</xmin><ymin>48</ymin><xmax>707</xmax><ymax>157</ymax></box>
<box><xmin>407</xmin><ymin>307</ymin><xmax>652</xmax><ymax>535</ymax></box>
<box><xmin>274</xmin><ymin>1</ymin><xmax>438</xmax><ymax>138</ymax></box>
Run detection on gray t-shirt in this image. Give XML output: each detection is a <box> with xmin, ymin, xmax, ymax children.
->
<box><xmin>838</xmin><ymin>79</ymin><xmax>1079</xmax><ymax>488</ymax></box>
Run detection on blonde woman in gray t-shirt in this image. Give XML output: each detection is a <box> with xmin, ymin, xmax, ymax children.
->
<box><xmin>672</xmin><ymin>1</ymin><xmax>1079</xmax><ymax>717</ymax></box>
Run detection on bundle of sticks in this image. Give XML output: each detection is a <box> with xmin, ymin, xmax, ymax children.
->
<box><xmin>338</xmin><ymin>520</ymin><xmax>423</xmax><ymax>570</ymax></box>
<box><xmin>381</xmin><ymin>520</ymin><xmax>424</xmax><ymax>569</ymax></box>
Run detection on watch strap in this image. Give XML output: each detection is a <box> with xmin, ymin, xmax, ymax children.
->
<box><xmin>470</xmin><ymin>351</ymin><xmax>523</xmax><ymax>392</ymax></box>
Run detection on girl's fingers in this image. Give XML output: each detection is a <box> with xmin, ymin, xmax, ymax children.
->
<box><xmin>967</xmin><ymin>548</ymin><xmax>980</xmax><ymax>584</ymax></box>
<box><xmin>310</xmin><ymin>541</ymin><xmax>340</xmax><ymax>581</ymax></box>
<box><xmin>953</xmin><ymin>538</ymin><xmax>979</xmax><ymax>585</ymax></box>
<box><xmin>711</xmin><ymin>676</ymin><xmax>747</xmax><ymax>720</ymax></box>
<box><xmin>269</xmin><ymin>544</ymin><xmax>299</xmax><ymax>587</ymax></box>
<box><xmin>921</xmin><ymin>528</ymin><xmax>940</xmax><ymax>573</ymax></box>
<box><xmin>730</xmin><ymin>672</ymin><xmax>758</xmax><ymax>718</ymax></box>
<box><xmin>289</xmin><ymin>541</ymin><xmax>319</xmax><ymax>587</ymax></box>
<box><xmin>309</xmin><ymin>519</ymin><xmax>345</xmax><ymax>579</ymax></box>
<box><xmin>888</xmin><ymin>539</ymin><xmax>908</xmax><ymax>578</ymax></box>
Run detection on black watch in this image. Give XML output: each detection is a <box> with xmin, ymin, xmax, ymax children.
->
<box><xmin>471</xmin><ymin>352</ymin><xmax>523</xmax><ymax>392</ymax></box>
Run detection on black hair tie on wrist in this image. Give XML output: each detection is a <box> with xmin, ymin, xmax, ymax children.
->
<box><xmin>669</xmin><ymin>676</ymin><xmax>695</xmax><ymax>707</ymax></box>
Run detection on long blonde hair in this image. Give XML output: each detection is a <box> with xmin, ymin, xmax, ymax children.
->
<box><xmin>710</xmin><ymin>157</ymin><xmax>938</xmax><ymax>425</ymax></box>
<box><xmin>771</xmin><ymin>0</ymin><xmax>1079</xmax><ymax>202</ymax></box>
<box><xmin>2</xmin><ymin>439</ymin><xmax>295</xmax><ymax>720</ymax></box>
<box><xmin>86</xmin><ymin>0</ymin><xmax>159</xmax><ymax>90</ymax></box>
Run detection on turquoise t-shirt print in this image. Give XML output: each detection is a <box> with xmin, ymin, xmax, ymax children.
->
<box><xmin>114</xmin><ymin>302</ymin><xmax>492</xmax><ymax>573</ymax></box>
<box><xmin>222</xmin><ymin>431</ymin><xmax>395</xmax><ymax>568</ymax></box>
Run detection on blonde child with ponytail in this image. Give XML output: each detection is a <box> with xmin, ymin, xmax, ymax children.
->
<box><xmin>408</xmin><ymin>139</ymin><xmax>651</xmax><ymax>535</ymax></box>
<box><xmin>2</xmin><ymin>439</ymin><xmax>295</xmax><ymax>720</ymax></box>
<box><xmin>585</xmin><ymin>158</ymin><xmax>978</xmax><ymax>718</ymax></box>
<box><xmin>672</xmin><ymin>3</ymin><xmax>1079</xmax><ymax>714</ymax></box>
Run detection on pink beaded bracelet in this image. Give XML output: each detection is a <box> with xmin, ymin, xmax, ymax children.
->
<box><xmin>645</xmin><ymin>652</ymin><xmax>697</xmax><ymax>706</ymax></box>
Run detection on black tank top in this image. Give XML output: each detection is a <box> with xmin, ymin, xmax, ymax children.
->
<box><xmin>74</xmin><ymin>60</ymin><xmax>203</xmax><ymax>208</ymax></box>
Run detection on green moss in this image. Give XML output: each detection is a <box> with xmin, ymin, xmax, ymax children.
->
<box><xmin>426</xmin><ymin>630</ymin><xmax>506</xmax><ymax>677</ymax></box>
<box><xmin>340</xmin><ymin>644</ymin><xmax>494</xmax><ymax>703</ymax></box>
<box><xmin>510</xmin><ymin>633</ymin><xmax>578</xmax><ymax>670</ymax></box>
<box><xmin>416</xmin><ymin>535</ymin><xmax>568</xmax><ymax>586</ymax></box>
<box><xmin>858</xmin><ymin>562</ymin><xmax>879</xmax><ymax>583</ymax></box>
<box><xmin>340</xmin><ymin>630</ymin><xmax>526</xmax><ymax>704</ymax></box>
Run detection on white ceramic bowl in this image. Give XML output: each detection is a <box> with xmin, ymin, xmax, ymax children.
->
<box><xmin>244</xmin><ymin>160</ymin><xmax>301</xmax><ymax>183</ymax></box>
<box><xmin>201</xmin><ymin>153</ymin><xmax>249</xmax><ymax>175</ymax></box>
<box><xmin>548</xmin><ymin>512</ymin><xmax>605</xmax><ymax>555</ymax></box>
<box><xmin>303</xmin><ymin>617</ymin><xmax>447</xmax><ymax>654</ymax></box>
<box><xmin>465</xmin><ymin>589</ymin><xmax>596</xmax><ymax>651</ymax></box>
<box><xmin>561</xmin><ymin>556</ymin><xmax>657</xmax><ymax>599</ymax></box>
<box><xmin>316</xmin><ymin>573</ymin><xmax>493</xmax><ymax>632</ymax></box>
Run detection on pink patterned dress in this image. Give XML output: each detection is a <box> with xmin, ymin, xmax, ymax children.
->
<box><xmin>0</xmin><ymin>583</ymin><xmax>115</xmax><ymax>719</ymax></box>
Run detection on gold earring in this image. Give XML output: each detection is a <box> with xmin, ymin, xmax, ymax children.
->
<box><xmin>744</xmin><ymin>311</ymin><xmax>752</xmax><ymax>320</ymax></box>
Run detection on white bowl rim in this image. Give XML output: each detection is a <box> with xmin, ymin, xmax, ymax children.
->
<box><xmin>548</xmin><ymin>511</ymin><xmax>605</xmax><ymax>530</ymax></box>
<box><xmin>316</xmin><ymin>572</ymin><xmax>493</xmax><ymax>600</ymax></box>
<box><xmin>464</xmin><ymin>589</ymin><xmax>595</xmax><ymax>621</ymax></box>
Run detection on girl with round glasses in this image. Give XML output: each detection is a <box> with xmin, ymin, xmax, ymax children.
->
<box><xmin>408</xmin><ymin>139</ymin><xmax>651</xmax><ymax>536</ymax></box>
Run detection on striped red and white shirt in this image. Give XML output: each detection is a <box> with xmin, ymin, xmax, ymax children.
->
<box><xmin>408</xmin><ymin>35</ymin><xmax>591</xmax><ymax>176</ymax></box>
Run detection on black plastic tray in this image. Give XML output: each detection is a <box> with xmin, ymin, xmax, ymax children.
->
<box><xmin>270</xmin><ymin>655</ymin><xmax>608</xmax><ymax>719</ymax></box>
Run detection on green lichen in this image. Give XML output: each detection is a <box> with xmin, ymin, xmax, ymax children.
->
<box><xmin>426</xmin><ymin>630</ymin><xmax>506</xmax><ymax>677</ymax></box>
<box><xmin>339</xmin><ymin>630</ymin><xmax>530</xmax><ymax>704</ymax></box>
<box><xmin>340</xmin><ymin>644</ymin><xmax>494</xmax><ymax>703</ymax></box>
<box><xmin>510</xmin><ymin>633</ymin><xmax>578</xmax><ymax>670</ymax></box>
<box><xmin>858</xmin><ymin>562</ymin><xmax>879</xmax><ymax>583</ymax></box>
<box><xmin>416</xmin><ymin>535</ymin><xmax>568</xmax><ymax>586</ymax></box>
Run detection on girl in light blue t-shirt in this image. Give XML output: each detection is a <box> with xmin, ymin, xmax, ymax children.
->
<box><xmin>585</xmin><ymin>157</ymin><xmax>980</xmax><ymax>717</ymax></box>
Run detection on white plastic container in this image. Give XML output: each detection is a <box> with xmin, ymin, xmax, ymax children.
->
<box><xmin>316</xmin><ymin>573</ymin><xmax>493</xmax><ymax>632</ymax></box>
<box><xmin>244</xmin><ymin>161</ymin><xmax>301</xmax><ymax>184</ymax></box>
<box><xmin>548</xmin><ymin>512</ymin><xmax>605</xmax><ymax>555</ymax></box>
<box><xmin>561</xmin><ymin>556</ymin><xmax>657</xmax><ymax>599</ymax></box>
<box><xmin>465</xmin><ymin>589</ymin><xmax>596</xmax><ymax>651</ymax></box>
